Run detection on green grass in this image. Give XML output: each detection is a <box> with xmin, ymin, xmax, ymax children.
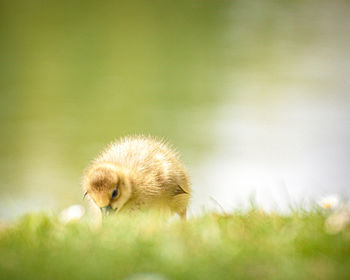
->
<box><xmin>0</xmin><ymin>209</ymin><xmax>349</xmax><ymax>280</ymax></box>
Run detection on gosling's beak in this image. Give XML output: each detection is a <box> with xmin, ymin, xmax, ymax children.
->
<box><xmin>101</xmin><ymin>205</ymin><xmax>114</xmax><ymax>216</ymax></box>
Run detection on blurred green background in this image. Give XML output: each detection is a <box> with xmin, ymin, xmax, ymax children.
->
<box><xmin>1</xmin><ymin>0</ymin><xmax>350</xmax><ymax>219</ymax></box>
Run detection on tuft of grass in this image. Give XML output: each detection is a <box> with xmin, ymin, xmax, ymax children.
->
<box><xmin>0</xmin><ymin>209</ymin><xmax>349</xmax><ymax>280</ymax></box>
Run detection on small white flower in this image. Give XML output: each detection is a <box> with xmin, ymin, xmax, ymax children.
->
<box><xmin>59</xmin><ymin>204</ymin><xmax>85</xmax><ymax>223</ymax></box>
<box><xmin>317</xmin><ymin>195</ymin><xmax>340</xmax><ymax>210</ymax></box>
<box><xmin>325</xmin><ymin>205</ymin><xmax>350</xmax><ymax>234</ymax></box>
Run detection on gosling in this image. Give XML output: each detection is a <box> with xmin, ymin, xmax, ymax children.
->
<box><xmin>82</xmin><ymin>136</ymin><xmax>191</xmax><ymax>219</ymax></box>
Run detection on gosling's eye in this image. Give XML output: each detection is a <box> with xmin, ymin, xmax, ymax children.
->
<box><xmin>112</xmin><ymin>188</ymin><xmax>118</xmax><ymax>198</ymax></box>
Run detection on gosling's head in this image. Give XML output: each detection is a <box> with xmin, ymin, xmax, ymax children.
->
<box><xmin>84</xmin><ymin>162</ymin><xmax>133</xmax><ymax>215</ymax></box>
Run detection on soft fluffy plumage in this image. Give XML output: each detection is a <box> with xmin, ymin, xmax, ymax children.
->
<box><xmin>82</xmin><ymin>136</ymin><xmax>191</xmax><ymax>218</ymax></box>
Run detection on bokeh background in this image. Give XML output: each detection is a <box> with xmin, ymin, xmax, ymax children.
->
<box><xmin>1</xmin><ymin>0</ymin><xmax>350</xmax><ymax>220</ymax></box>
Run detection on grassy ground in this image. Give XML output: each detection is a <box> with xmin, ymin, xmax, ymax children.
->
<box><xmin>0</xmin><ymin>209</ymin><xmax>349</xmax><ymax>280</ymax></box>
